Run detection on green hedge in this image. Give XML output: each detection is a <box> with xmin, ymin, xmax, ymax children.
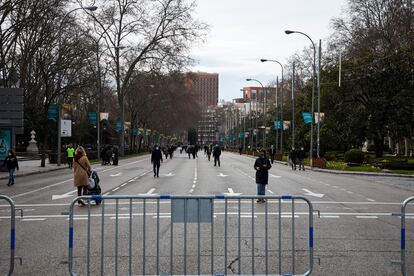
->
<box><xmin>344</xmin><ymin>149</ymin><xmax>365</xmax><ymax>165</ymax></box>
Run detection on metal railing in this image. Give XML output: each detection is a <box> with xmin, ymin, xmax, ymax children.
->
<box><xmin>0</xmin><ymin>195</ymin><xmax>16</xmax><ymax>276</ymax></box>
<box><xmin>395</xmin><ymin>196</ymin><xmax>414</xmax><ymax>276</ymax></box>
<box><xmin>68</xmin><ymin>194</ymin><xmax>315</xmax><ymax>276</ymax></box>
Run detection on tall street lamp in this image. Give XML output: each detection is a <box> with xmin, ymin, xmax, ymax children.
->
<box><xmin>285</xmin><ymin>29</ymin><xmax>317</xmax><ymax>167</ymax></box>
<box><xmin>56</xmin><ymin>5</ymin><xmax>98</xmax><ymax>166</ymax></box>
<box><xmin>260</xmin><ymin>59</ymin><xmax>284</xmax><ymax>154</ymax></box>
<box><xmin>246</xmin><ymin>78</ymin><xmax>266</xmax><ymax>149</ymax></box>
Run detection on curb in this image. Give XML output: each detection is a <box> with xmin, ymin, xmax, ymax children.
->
<box><xmin>0</xmin><ymin>153</ymin><xmax>150</xmax><ymax>180</ymax></box>
<box><xmin>0</xmin><ymin>166</ymin><xmax>68</xmax><ymax>180</ymax></box>
<box><xmin>231</xmin><ymin>152</ymin><xmax>414</xmax><ymax>178</ymax></box>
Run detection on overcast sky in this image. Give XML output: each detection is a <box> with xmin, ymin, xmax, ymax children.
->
<box><xmin>189</xmin><ymin>0</ymin><xmax>348</xmax><ymax>101</ymax></box>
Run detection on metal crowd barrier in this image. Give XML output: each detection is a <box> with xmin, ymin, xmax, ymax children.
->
<box><xmin>68</xmin><ymin>194</ymin><xmax>315</xmax><ymax>276</ymax></box>
<box><xmin>396</xmin><ymin>196</ymin><xmax>414</xmax><ymax>276</ymax></box>
<box><xmin>0</xmin><ymin>195</ymin><xmax>16</xmax><ymax>276</ymax></box>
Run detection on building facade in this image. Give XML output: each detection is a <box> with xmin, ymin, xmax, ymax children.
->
<box><xmin>186</xmin><ymin>72</ymin><xmax>220</xmax><ymax>144</ymax></box>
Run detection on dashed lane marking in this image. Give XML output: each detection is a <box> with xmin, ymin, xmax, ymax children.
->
<box><xmin>356</xmin><ymin>216</ymin><xmax>378</xmax><ymax>219</ymax></box>
<box><xmin>22</xmin><ymin>218</ymin><xmax>46</xmax><ymax>222</ymax></box>
<box><xmin>11</xmin><ymin>158</ymin><xmax>150</xmax><ymax>199</ymax></box>
<box><xmin>321</xmin><ymin>215</ymin><xmax>340</xmax><ymax>218</ymax></box>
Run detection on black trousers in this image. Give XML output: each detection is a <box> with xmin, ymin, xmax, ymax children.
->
<box><xmin>214</xmin><ymin>156</ymin><xmax>220</xmax><ymax>166</ymax></box>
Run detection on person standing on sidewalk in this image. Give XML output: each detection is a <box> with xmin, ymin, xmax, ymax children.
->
<box><xmin>151</xmin><ymin>145</ymin><xmax>163</xmax><ymax>178</ymax></box>
<box><xmin>3</xmin><ymin>149</ymin><xmax>19</xmax><ymax>186</ymax></box>
<box><xmin>66</xmin><ymin>144</ymin><xmax>75</xmax><ymax>169</ymax></box>
<box><xmin>254</xmin><ymin>148</ymin><xmax>271</xmax><ymax>203</ymax></box>
<box><xmin>73</xmin><ymin>146</ymin><xmax>90</xmax><ymax>207</ymax></box>
<box><xmin>297</xmin><ymin>147</ymin><xmax>305</xmax><ymax>171</ymax></box>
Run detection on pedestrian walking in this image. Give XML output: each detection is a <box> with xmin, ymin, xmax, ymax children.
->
<box><xmin>297</xmin><ymin>147</ymin><xmax>305</xmax><ymax>171</ymax></box>
<box><xmin>269</xmin><ymin>145</ymin><xmax>276</xmax><ymax>164</ymax></box>
<box><xmin>3</xmin><ymin>149</ymin><xmax>19</xmax><ymax>186</ymax></box>
<box><xmin>206</xmin><ymin>145</ymin><xmax>212</xmax><ymax>161</ymax></box>
<box><xmin>151</xmin><ymin>145</ymin><xmax>163</xmax><ymax>178</ymax></box>
<box><xmin>112</xmin><ymin>146</ymin><xmax>119</xmax><ymax>166</ymax></box>
<box><xmin>289</xmin><ymin>148</ymin><xmax>297</xmax><ymax>170</ymax></box>
<box><xmin>213</xmin><ymin>144</ymin><xmax>221</xmax><ymax>167</ymax></box>
<box><xmin>73</xmin><ymin>146</ymin><xmax>91</xmax><ymax>207</ymax></box>
<box><xmin>254</xmin><ymin>148</ymin><xmax>271</xmax><ymax>203</ymax></box>
<box><xmin>66</xmin><ymin>144</ymin><xmax>75</xmax><ymax>169</ymax></box>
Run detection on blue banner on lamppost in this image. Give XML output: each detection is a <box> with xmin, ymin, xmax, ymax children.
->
<box><xmin>302</xmin><ymin>112</ymin><xmax>313</xmax><ymax>124</ymax></box>
<box><xmin>274</xmin><ymin>120</ymin><xmax>282</xmax><ymax>129</ymax></box>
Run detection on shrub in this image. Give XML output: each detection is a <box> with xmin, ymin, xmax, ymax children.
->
<box><xmin>324</xmin><ymin>152</ymin><xmax>337</xmax><ymax>161</ymax></box>
<box><xmin>344</xmin><ymin>149</ymin><xmax>365</xmax><ymax>165</ymax></box>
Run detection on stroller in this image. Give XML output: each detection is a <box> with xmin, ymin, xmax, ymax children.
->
<box><xmin>88</xmin><ymin>170</ymin><xmax>102</xmax><ymax>205</ymax></box>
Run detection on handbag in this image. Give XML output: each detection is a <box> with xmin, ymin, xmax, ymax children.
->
<box><xmin>75</xmin><ymin>159</ymin><xmax>91</xmax><ymax>176</ymax></box>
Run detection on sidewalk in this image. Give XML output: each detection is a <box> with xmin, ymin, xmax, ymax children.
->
<box><xmin>239</xmin><ymin>152</ymin><xmax>414</xmax><ymax>178</ymax></box>
<box><xmin>0</xmin><ymin>159</ymin><xmax>67</xmax><ymax>180</ymax></box>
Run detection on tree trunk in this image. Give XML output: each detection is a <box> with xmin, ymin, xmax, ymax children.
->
<box><xmin>404</xmin><ymin>137</ymin><xmax>408</xmax><ymax>157</ymax></box>
<box><xmin>374</xmin><ymin>134</ymin><xmax>384</xmax><ymax>158</ymax></box>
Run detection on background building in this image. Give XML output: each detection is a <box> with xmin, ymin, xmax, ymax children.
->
<box><xmin>186</xmin><ymin>72</ymin><xmax>219</xmax><ymax>144</ymax></box>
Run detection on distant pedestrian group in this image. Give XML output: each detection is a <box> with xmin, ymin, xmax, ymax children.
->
<box><xmin>289</xmin><ymin>147</ymin><xmax>305</xmax><ymax>171</ymax></box>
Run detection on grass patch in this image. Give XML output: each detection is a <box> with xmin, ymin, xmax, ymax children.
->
<box><xmin>344</xmin><ymin>165</ymin><xmax>382</xmax><ymax>172</ymax></box>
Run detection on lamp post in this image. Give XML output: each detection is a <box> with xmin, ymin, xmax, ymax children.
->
<box><xmin>56</xmin><ymin>6</ymin><xmax>98</xmax><ymax>166</ymax></box>
<box><xmin>260</xmin><ymin>59</ymin><xmax>284</xmax><ymax>154</ymax></box>
<box><xmin>246</xmin><ymin>78</ymin><xmax>266</xmax><ymax>149</ymax></box>
<box><xmin>285</xmin><ymin>30</ymin><xmax>317</xmax><ymax>166</ymax></box>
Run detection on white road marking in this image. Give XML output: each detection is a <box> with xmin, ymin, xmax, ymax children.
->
<box><xmin>270</xmin><ymin>174</ymin><xmax>281</xmax><ymax>178</ymax></box>
<box><xmin>224</xmin><ymin>188</ymin><xmax>242</xmax><ymax>196</ymax></box>
<box><xmin>347</xmin><ymin>191</ymin><xmax>354</xmax><ymax>194</ymax></box>
<box><xmin>164</xmin><ymin>172</ymin><xmax>175</xmax><ymax>177</ymax></box>
<box><xmin>146</xmin><ymin>188</ymin><xmax>156</xmax><ymax>195</ymax></box>
<box><xmin>281</xmin><ymin>215</ymin><xmax>300</xmax><ymax>218</ymax></box>
<box><xmin>356</xmin><ymin>216</ymin><xmax>378</xmax><ymax>219</ymax></box>
<box><xmin>189</xmin><ymin>189</ymin><xmax>194</xmax><ymax>194</ymax></box>
<box><xmin>127</xmin><ymin>180</ymin><xmax>134</xmax><ymax>183</ymax></box>
<box><xmin>0</xmin><ymin>200</ymin><xmax>403</xmax><ymax>210</ymax></box>
<box><xmin>1</xmin><ymin>211</ymin><xmax>412</xmax><ymax>221</ymax></box>
<box><xmin>267</xmin><ymin>189</ymin><xmax>274</xmax><ymax>194</ymax></box>
<box><xmin>366</xmin><ymin>198</ymin><xmax>376</xmax><ymax>202</ymax></box>
<box><xmin>321</xmin><ymin>215</ymin><xmax>340</xmax><ymax>218</ymax></box>
<box><xmin>192</xmin><ymin>184</ymin><xmax>196</xmax><ymax>188</ymax></box>
<box><xmin>110</xmin><ymin>217</ymin><xmax>130</xmax><ymax>220</ymax></box>
<box><xmin>22</xmin><ymin>218</ymin><xmax>46</xmax><ymax>221</ymax></box>
<box><xmin>113</xmin><ymin>187</ymin><xmax>120</xmax><ymax>191</ymax></box>
<box><xmin>240</xmin><ymin>215</ymin><xmax>257</xmax><ymax>218</ymax></box>
<box><xmin>121</xmin><ymin>183</ymin><xmax>127</xmax><ymax>187</ymax></box>
<box><xmin>236</xmin><ymin>168</ymin><xmax>256</xmax><ymax>181</ymax></box>
<box><xmin>52</xmin><ymin>190</ymin><xmax>77</xmax><ymax>200</ymax></box>
<box><xmin>218</xmin><ymin>173</ymin><xmax>228</xmax><ymax>177</ymax></box>
<box><xmin>193</xmin><ymin>181</ymin><xmax>197</xmax><ymax>184</ymax></box>
<box><xmin>11</xmin><ymin>158</ymin><xmax>149</xmax><ymax>199</ymax></box>
<box><xmin>302</xmin><ymin>188</ymin><xmax>324</xmax><ymax>198</ymax></box>
<box><xmin>153</xmin><ymin>215</ymin><xmax>171</xmax><ymax>218</ymax></box>
<box><xmin>110</xmin><ymin>173</ymin><xmax>122</xmax><ymax>177</ymax></box>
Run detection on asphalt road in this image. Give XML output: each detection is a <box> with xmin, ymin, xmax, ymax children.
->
<box><xmin>0</xmin><ymin>151</ymin><xmax>413</xmax><ymax>275</ymax></box>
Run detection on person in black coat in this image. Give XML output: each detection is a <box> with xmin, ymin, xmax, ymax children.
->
<box><xmin>289</xmin><ymin>148</ymin><xmax>297</xmax><ymax>170</ymax></box>
<box><xmin>297</xmin><ymin>147</ymin><xmax>305</xmax><ymax>171</ymax></box>
<box><xmin>212</xmin><ymin>144</ymin><xmax>221</xmax><ymax>167</ymax></box>
<box><xmin>151</xmin><ymin>145</ymin><xmax>163</xmax><ymax>178</ymax></box>
<box><xmin>254</xmin><ymin>149</ymin><xmax>271</xmax><ymax>203</ymax></box>
<box><xmin>3</xmin><ymin>149</ymin><xmax>19</xmax><ymax>186</ymax></box>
